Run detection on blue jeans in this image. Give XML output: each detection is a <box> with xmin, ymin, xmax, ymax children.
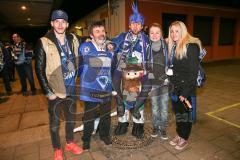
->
<box><xmin>150</xmin><ymin>90</ymin><xmax>169</xmax><ymax>130</ymax></box>
<box><xmin>191</xmin><ymin>96</ymin><xmax>196</xmax><ymax>123</ymax></box>
<box><xmin>15</xmin><ymin>63</ymin><xmax>36</xmax><ymax>92</ymax></box>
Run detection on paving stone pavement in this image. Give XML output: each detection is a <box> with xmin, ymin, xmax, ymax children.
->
<box><xmin>0</xmin><ymin>59</ymin><xmax>239</xmax><ymax>160</ymax></box>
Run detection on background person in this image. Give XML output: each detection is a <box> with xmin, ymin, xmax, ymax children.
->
<box><xmin>0</xmin><ymin>41</ymin><xmax>12</xmax><ymax>95</ymax></box>
<box><xmin>12</xmin><ymin>33</ymin><xmax>36</xmax><ymax>96</ymax></box>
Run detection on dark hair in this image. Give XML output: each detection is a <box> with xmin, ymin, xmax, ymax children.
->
<box><xmin>12</xmin><ymin>33</ymin><xmax>20</xmax><ymax>38</ymax></box>
<box><xmin>89</xmin><ymin>21</ymin><xmax>105</xmax><ymax>34</ymax></box>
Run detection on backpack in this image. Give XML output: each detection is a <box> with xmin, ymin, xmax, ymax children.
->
<box><xmin>196</xmin><ymin>48</ymin><xmax>207</xmax><ymax>87</ymax></box>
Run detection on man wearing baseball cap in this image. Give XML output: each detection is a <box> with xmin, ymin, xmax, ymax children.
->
<box><xmin>51</xmin><ymin>10</ymin><xmax>68</xmax><ymax>21</ymax></box>
<box><xmin>35</xmin><ymin>10</ymin><xmax>82</xmax><ymax>160</ymax></box>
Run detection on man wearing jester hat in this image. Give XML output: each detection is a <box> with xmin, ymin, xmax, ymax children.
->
<box><xmin>112</xmin><ymin>1</ymin><xmax>151</xmax><ymax>139</ymax></box>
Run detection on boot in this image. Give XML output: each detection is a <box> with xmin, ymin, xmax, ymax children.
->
<box><xmin>82</xmin><ymin>141</ymin><xmax>90</xmax><ymax>150</ymax></box>
<box><xmin>81</xmin><ymin>136</ymin><xmax>91</xmax><ymax>150</ymax></box>
<box><xmin>117</xmin><ymin>105</ymin><xmax>125</xmax><ymax>117</ymax></box>
<box><xmin>133</xmin><ymin>123</ymin><xmax>144</xmax><ymax>139</ymax></box>
<box><xmin>100</xmin><ymin>136</ymin><xmax>112</xmax><ymax>145</ymax></box>
<box><xmin>137</xmin><ymin>123</ymin><xmax>144</xmax><ymax>139</ymax></box>
<box><xmin>114</xmin><ymin>122</ymin><xmax>129</xmax><ymax>135</ymax></box>
<box><xmin>132</xmin><ymin>122</ymin><xmax>138</xmax><ymax>137</ymax></box>
<box><xmin>131</xmin><ymin>107</ymin><xmax>141</xmax><ymax>120</ymax></box>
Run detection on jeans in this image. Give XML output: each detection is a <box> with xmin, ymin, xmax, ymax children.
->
<box><xmin>15</xmin><ymin>63</ymin><xmax>36</xmax><ymax>93</ymax></box>
<box><xmin>150</xmin><ymin>91</ymin><xmax>169</xmax><ymax>131</ymax></box>
<box><xmin>191</xmin><ymin>96</ymin><xmax>196</xmax><ymax>123</ymax></box>
<box><xmin>82</xmin><ymin>101</ymin><xmax>111</xmax><ymax>143</ymax></box>
<box><xmin>48</xmin><ymin>97</ymin><xmax>76</xmax><ymax>149</ymax></box>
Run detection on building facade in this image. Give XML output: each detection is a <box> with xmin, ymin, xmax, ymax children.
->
<box><xmin>70</xmin><ymin>0</ymin><xmax>240</xmax><ymax>61</ymax></box>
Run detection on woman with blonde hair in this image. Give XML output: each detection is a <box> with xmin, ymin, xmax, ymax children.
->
<box><xmin>168</xmin><ymin>21</ymin><xmax>201</xmax><ymax>150</ymax></box>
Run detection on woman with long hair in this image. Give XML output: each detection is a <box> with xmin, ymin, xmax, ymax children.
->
<box><xmin>168</xmin><ymin>21</ymin><xmax>201</xmax><ymax>150</ymax></box>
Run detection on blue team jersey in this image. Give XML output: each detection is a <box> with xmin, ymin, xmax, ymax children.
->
<box><xmin>79</xmin><ymin>41</ymin><xmax>113</xmax><ymax>102</ymax></box>
<box><xmin>111</xmin><ymin>31</ymin><xmax>150</xmax><ymax>65</ymax></box>
<box><xmin>111</xmin><ymin>31</ymin><xmax>150</xmax><ymax>109</ymax></box>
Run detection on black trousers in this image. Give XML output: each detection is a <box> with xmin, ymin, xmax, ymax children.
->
<box><xmin>82</xmin><ymin>101</ymin><xmax>111</xmax><ymax>142</ymax></box>
<box><xmin>172</xmin><ymin>98</ymin><xmax>192</xmax><ymax>140</ymax></box>
<box><xmin>0</xmin><ymin>66</ymin><xmax>12</xmax><ymax>92</ymax></box>
<box><xmin>7</xmin><ymin>63</ymin><xmax>15</xmax><ymax>81</ymax></box>
<box><xmin>48</xmin><ymin>97</ymin><xmax>76</xmax><ymax>149</ymax></box>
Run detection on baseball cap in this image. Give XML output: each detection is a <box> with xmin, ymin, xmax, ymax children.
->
<box><xmin>51</xmin><ymin>10</ymin><xmax>68</xmax><ymax>22</ymax></box>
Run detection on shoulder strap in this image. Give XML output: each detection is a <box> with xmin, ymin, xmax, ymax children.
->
<box><xmin>160</xmin><ymin>38</ymin><xmax>168</xmax><ymax>67</ymax></box>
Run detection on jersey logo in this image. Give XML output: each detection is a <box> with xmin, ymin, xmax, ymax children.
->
<box><xmin>83</xmin><ymin>46</ymin><xmax>90</xmax><ymax>54</ymax></box>
<box><xmin>96</xmin><ymin>76</ymin><xmax>109</xmax><ymax>89</ymax></box>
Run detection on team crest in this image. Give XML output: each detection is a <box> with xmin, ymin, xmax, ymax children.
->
<box><xmin>96</xmin><ymin>76</ymin><xmax>109</xmax><ymax>89</ymax></box>
<box><xmin>83</xmin><ymin>46</ymin><xmax>90</xmax><ymax>54</ymax></box>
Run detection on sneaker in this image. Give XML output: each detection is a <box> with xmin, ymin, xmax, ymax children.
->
<box><xmin>175</xmin><ymin>137</ymin><xmax>188</xmax><ymax>150</ymax></box>
<box><xmin>169</xmin><ymin>135</ymin><xmax>180</xmax><ymax>146</ymax></box>
<box><xmin>65</xmin><ymin>142</ymin><xmax>83</xmax><ymax>155</ymax></box>
<box><xmin>54</xmin><ymin>149</ymin><xmax>63</xmax><ymax>160</ymax></box>
<box><xmin>100</xmin><ymin>136</ymin><xmax>112</xmax><ymax>145</ymax></box>
<box><xmin>151</xmin><ymin>128</ymin><xmax>159</xmax><ymax>138</ymax></box>
<box><xmin>160</xmin><ymin>130</ymin><xmax>169</xmax><ymax>140</ymax></box>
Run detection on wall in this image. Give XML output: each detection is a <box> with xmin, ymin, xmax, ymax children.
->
<box><xmin>124</xmin><ymin>0</ymin><xmax>240</xmax><ymax>61</ymax></box>
<box><xmin>70</xmin><ymin>0</ymin><xmax>240</xmax><ymax>61</ymax></box>
<box><xmin>70</xmin><ymin>0</ymin><xmax>125</xmax><ymax>38</ymax></box>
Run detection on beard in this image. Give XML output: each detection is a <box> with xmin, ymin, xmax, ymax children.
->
<box><xmin>95</xmin><ymin>36</ymin><xmax>106</xmax><ymax>45</ymax></box>
<box><xmin>131</xmin><ymin>28</ymin><xmax>141</xmax><ymax>35</ymax></box>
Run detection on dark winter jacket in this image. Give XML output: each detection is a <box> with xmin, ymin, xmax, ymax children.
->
<box><xmin>170</xmin><ymin>43</ymin><xmax>200</xmax><ymax>98</ymax></box>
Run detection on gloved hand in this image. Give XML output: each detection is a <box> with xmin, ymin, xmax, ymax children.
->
<box><xmin>117</xmin><ymin>104</ymin><xmax>125</xmax><ymax>117</ymax></box>
<box><xmin>131</xmin><ymin>107</ymin><xmax>141</xmax><ymax>120</ymax></box>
